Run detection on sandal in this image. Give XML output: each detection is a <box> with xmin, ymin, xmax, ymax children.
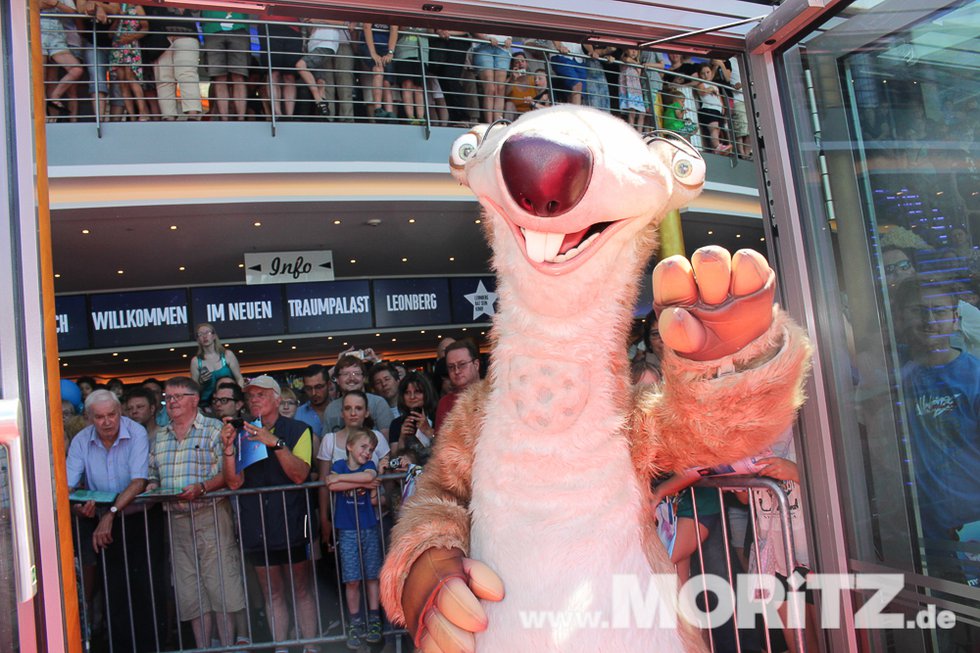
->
<box><xmin>48</xmin><ymin>99</ymin><xmax>68</xmax><ymax>116</ymax></box>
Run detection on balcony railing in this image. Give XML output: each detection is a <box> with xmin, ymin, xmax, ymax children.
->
<box><xmin>40</xmin><ymin>13</ymin><xmax>751</xmax><ymax>159</ymax></box>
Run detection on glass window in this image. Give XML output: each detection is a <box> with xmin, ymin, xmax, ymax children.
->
<box><xmin>778</xmin><ymin>0</ymin><xmax>979</xmax><ymax>649</ymax></box>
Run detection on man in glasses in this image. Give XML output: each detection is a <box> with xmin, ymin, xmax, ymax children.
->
<box><xmin>435</xmin><ymin>339</ymin><xmax>482</xmax><ymax>429</ymax></box>
<box><xmin>296</xmin><ymin>363</ymin><xmax>332</xmax><ymax>437</ymax></box>
<box><xmin>322</xmin><ymin>355</ymin><xmax>394</xmax><ymax>436</ymax></box>
<box><xmin>149</xmin><ymin>377</ymin><xmax>246</xmax><ymax>649</ymax></box>
<box><xmin>211</xmin><ymin>381</ymin><xmax>245</xmax><ymax>421</ymax></box>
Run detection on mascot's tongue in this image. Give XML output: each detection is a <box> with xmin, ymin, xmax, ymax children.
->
<box><xmin>560</xmin><ymin>227</ymin><xmax>591</xmax><ymax>254</ymax></box>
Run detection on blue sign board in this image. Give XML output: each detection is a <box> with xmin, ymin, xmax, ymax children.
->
<box><xmin>373</xmin><ymin>278</ymin><xmax>452</xmax><ymax>328</ymax></box>
<box><xmin>285</xmin><ymin>280</ymin><xmax>373</xmax><ymax>333</ymax></box>
<box><xmin>190</xmin><ymin>285</ymin><xmax>285</xmax><ymax>339</ymax></box>
<box><xmin>88</xmin><ymin>288</ymin><xmax>190</xmax><ymax>348</ymax></box>
<box><xmin>55</xmin><ymin>294</ymin><xmax>90</xmax><ymax>351</ymax></box>
<box><xmin>450</xmin><ymin>276</ymin><xmax>498</xmax><ymax>324</ymax></box>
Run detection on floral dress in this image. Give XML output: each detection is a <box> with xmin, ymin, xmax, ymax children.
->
<box><xmin>109</xmin><ymin>3</ymin><xmax>143</xmax><ymax>81</ymax></box>
<box><xmin>619</xmin><ymin>63</ymin><xmax>645</xmax><ymax>112</ymax></box>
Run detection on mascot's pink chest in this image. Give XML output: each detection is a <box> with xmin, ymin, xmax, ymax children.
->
<box><xmin>499</xmin><ymin>355</ymin><xmax>591</xmax><ymax>433</ymax></box>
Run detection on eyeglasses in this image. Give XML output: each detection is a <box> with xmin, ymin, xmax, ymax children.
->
<box><xmin>281</xmin><ymin>400</ymin><xmax>298</xmax><ymax>407</ymax></box>
<box><xmin>164</xmin><ymin>392</ymin><xmax>197</xmax><ymax>402</ymax></box>
<box><xmin>303</xmin><ymin>383</ymin><xmax>327</xmax><ymax>392</ymax></box>
<box><xmin>339</xmin><ymin>371</ymin><xmax>363</xmax><ymax>379</ymax></box>
<box><xmin>447</xmin><ymin>359</ymin><xmax>475</xmax><ymax>373</ymax></box>
<box><xmin>212</xmin><ymin>397</ymin><xmax>236</xmax><ymax>405</ymax></box>
<box><xmin>884</xmin><ymin>260</ymin><xmax>913</xmax><ymax>276</ymax></box>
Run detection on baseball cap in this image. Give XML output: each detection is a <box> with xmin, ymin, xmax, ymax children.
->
<box><xmin>244</xmin><ymin>375</ymin><xmax>281</xmax><ymax>395</ymax></box>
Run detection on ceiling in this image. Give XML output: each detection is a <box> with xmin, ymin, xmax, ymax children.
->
<box><xmin>48</xmin><ymin>0</ymin><xmax>776</xmax><ymax>382</ymax></box>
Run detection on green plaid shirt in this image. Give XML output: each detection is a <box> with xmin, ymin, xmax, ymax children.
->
<box><xmin>148</xmin><ymin>412</ymin><xmax>225</xmax><ymax>512</ymax></box>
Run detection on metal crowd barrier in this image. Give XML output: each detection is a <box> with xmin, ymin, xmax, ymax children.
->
<box><xmin>71</xmin><ymin>473</ymin><xmax>411</xmax><ymax>653</ymax></box>
<box><xmin>38</xmin><ymin>14</ymin><xmax>746</xmax><ymax>158</ymax></box>
<box><xmin>684</xmin><ymin>475</ymin><xmax>809</xmax><ymax>653</ymax></box>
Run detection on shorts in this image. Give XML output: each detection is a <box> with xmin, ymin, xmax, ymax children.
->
<box><xmin>699</xmin><ymin>107</ymin><xmax>724</xmax><ymax>126</ymax></box>
<box><xmin>204</xmin><ymin>31</ymin><xmax>251</xmax><ymax>78</ymax></box>
<box><xmin>471</xmin><ymin>44</ymin><xmax>511</xmax><ymax>72</ymax></box>
<box><xmin>41</xmin><ymin>22</ymin><xmax>71</xmax><ymax>57</ymax></box>
<box><xmin>733</xmin><ymin>99</ymin><xmax>749</xmax><ymax>136</ymax></box>
<box><xmin>171</xmin><ymin>503</ymin><xmax>246</xmax><ymax>619</ymax></box>
<box><xmin>246</xmin><ymin>543</ymin><xmax>309</xmax><ymax>567</ymax></box>
<box><xmin>301</xmin><ymin>47</ymin><xmax>336</xmax><ymax>78</ymax></box>
<box><xmin>550</xmin><ymin>55</ymin><xmax>587</xmax><ymax>90</ymax></box>
<box><xmin>82</xmin><ymin>46</ymin><xmax>111</xmax><ymax>96</ymax></box>
<box><xmin>338</xmin><ymin>527</ymin><xmax>382</xmax><ymax>582</ymax></box>
<box><xmin>394</xmin><ymin>58</ymin><xmax>424</xmax><ymax>80</ymax></box>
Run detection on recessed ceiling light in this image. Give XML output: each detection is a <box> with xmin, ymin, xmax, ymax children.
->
<box><xmin>333</xmin><ymin>219</ymin><xmax>342</xmax><ymax>225</ymax></box>
<box><xmin>420</xmin><ymin>330</ymin><xmax>426</xmax><ymax>334</ymax></box>
<box><xmin>707</xmin><ymin>230</ymin><xmax>714</xmax><ymax>235</ymax></box>
<box><xmin>277</xmin><ymin>339</ymin><xmax>283</xmax><ymax>344</ymax></box>
<box><xmin>449</xmin><ymin>256</ymin><xmax>455</xmax><ymax>262</ymax></box>
<box><xmin>474</xmin><ymin>219</ymin><xmax>482</xmax><ymax>224</ymax></box>
<box><xmin>178</xmin><ymin>266</ymin><xmax>186</xmax><ymax>271</ymax></box>
<box><xmin>461</xmin><ymin>327</ymin><xmax>467</xmax><ymax>331</ymax></box>
<box><xmin>391</xmin><ymin>337</ymin><xmax>397</xmax><ymax>342</ymax></box>
<box><xmin>123</xmin><ymin>358</ymin><xmax>129</xmax><ymax>362</ymax></box>
<box><xmin>170</xmin><ymin>225</ymin><xmax>178</xmax><ymax>231</ymax></box>
<box><xmin>328</xmin><ymin>336</ymin><xmax>333</xmax><ymax>340</ymax></box>
<box><xmin>350</xmin><ymin>259</ymin><xmax>356</xmax><ymax>264</ymax></box>
<box><xmin>54</xmin><ymin>273</ymin><xmax>61</xmax><ymax>278</ymax></box>
<box><xmin>408</xmin><ymin>218</ymin><xmax>416</xmax><ymax>224</ymax></box>
<box><xmin>375</xmin><ymin>333</ymin><xmax>380</xmax><ymax>337</ymax></box>
<box><xmin>736</xmin><ymin>234</ymin><xmax>741</xmax><ymax>238</ymax></box>
<box><xmin>401</xmin><ymin>257</ymin><xmax>408</xmax><ymax>262</ymax></box>
<box><xmin>223</xmin><ymin>343</ymin><xmax>229</xmax><ymax>347</ymax></box>
<box><xmin>238</xmin><ymin>263</ymin><xmax>244</xmax><ymax>268</ymax></box>
<box><xmin>238</xmin><ymin>349</ymin><xmax>243</xmax><ymax>354</ymax></box>
<box><xmin>342</xmin><ymin>342</ymin><xmax>348</xmax><ymax>346</ymax></box>
<box><xmin>480</xmin><ymin>331</ymin><xmax>486</xmax><ymax>335</ymax></box>
<box><xmin>169</xmin><ymin>348</ymin><xmax>175</xmax><ymax>351</ymax></box>
<box><xmin>760</xmin><ymin>237</ymin><xmax>766</xmax><ymax>242</ymax></box>
<box><xmin>253</xmin><ymin>221</ymin><xmax>262</xmax><ymax>227</ymax></box>
<box><xmin>291</xmin><ymin>345</ymin><xmax>296</xmax><ymax>350</ymax></box>
<box><xmin>62</xmin><ymin>362</ymin><xmax>68</xmax><ymax>367</ymax></box>
<box><xmin>81</xmin><ymin>229</ymin><xmax>90</xmax><ymax>234</ymax></box>
<box><xmin>112</xmin><ymin>352</ymin><xmax>118</xmax><ymax>357</ymax></box>
<box><xmin>117</xmin><ymin>270</ymin><xmax>124</xmax><ymax>275</ymax></box>
<box><xmin>182</xmin><ymin>353</ymin><xmax>188</xmax><ymax>358</ymax></box>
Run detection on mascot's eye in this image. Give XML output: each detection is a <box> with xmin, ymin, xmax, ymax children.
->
<box><xmin>450</xmin><ymin>133</ymin><xmax>481</xmax><ymax>168</ymax></box>
<box><xmin>673</xmin><ymin>156</ymin><xmax>694</xmax><ymax>179</ymax></box>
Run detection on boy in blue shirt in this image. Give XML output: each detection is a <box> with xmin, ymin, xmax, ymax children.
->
<box><xmin>326</xmin><ymin>428</ymin><xmax>384</xmax><ymax>648</ymax></box>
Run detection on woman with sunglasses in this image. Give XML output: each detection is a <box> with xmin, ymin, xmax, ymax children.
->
<box><xmin>190</xmin><ymin>322</ymin><xmax>244</xmax><ymax>405</ymax></box>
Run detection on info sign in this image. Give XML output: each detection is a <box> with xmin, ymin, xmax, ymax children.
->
<box><xmin>244</xmin><ymin>250</ymin><xmax>334</xmax><ymax>285</ymax></box>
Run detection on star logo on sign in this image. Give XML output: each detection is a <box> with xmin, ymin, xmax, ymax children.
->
<box><xmin>464</xmin><ymin>281</ymin><xmax>498</xmax><ymax>319</ymax></box>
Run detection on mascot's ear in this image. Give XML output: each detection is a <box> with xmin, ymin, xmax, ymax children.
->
<box><xmin>645</xmin><ymin>131</ymin><xmax>706</xmax><ymax>192</ymax></box>
<box><xmin>449</xmin><ymin>124</ymin><xmax>493</xmax><ymax>184</ymax></box>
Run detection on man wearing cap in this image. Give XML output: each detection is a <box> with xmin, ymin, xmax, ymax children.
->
<box><xmin>220</xmin><ymin>375</ymin><xmax>317</xmax><ymax>648</ymax></box>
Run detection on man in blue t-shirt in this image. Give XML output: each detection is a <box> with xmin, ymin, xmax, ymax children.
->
<box><xmin>895</xmin><ymin>278</ymin><xmax>980</xmax><ymax>581</ymax></box>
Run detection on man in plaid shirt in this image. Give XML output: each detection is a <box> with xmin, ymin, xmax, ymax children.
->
<box><xmin>147</xmin><ymin>376</ymin><xmax>246</xmax><ymax>649</ymax></box>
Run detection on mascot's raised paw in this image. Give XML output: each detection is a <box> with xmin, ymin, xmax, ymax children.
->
<box><xmin>402</xmin><ymin>548</ymin><xmax>504</xmax><ymax>653</ymax></box>
<box><xmin>653</xmin><ymin>246</ymin><xmax>776</xmax><ymax>361</ymax></box>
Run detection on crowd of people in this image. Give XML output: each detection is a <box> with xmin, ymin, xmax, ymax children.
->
<box><xmin>39</xmin><ymin>5</ymin><xmax>748</xmax><ymax>153</ymax></box>
<box><xmin>61</xmin><ymin>325</ymin><xmax>489</xmax><ymax>651</ymax></box>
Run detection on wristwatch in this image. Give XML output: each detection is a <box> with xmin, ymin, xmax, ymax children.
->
<box><xmin>274</xmin><ymin>438</ymin><xmax>287</xmax><ymax>450</ymax></box>
<box><xmin>109</xmin><ymin>506</ymin><xmax>119</xmax><ymax>515</ymax></box>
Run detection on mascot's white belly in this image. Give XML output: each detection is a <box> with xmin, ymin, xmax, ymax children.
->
<box><xmin>468</xmin><ymin>358</ymin><xmax>684</xmax><ymax>651</ymax></box>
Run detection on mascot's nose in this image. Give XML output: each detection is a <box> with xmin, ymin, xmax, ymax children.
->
<box><xmin>500</xmin><ymin>134</ymin><xmax>593</xmax><ymax>217</ymax></box>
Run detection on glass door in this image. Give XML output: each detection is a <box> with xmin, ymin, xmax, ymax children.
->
<box><xmin>0</xmin><ymin>1</ymin><xmax>81</xmax><ymax>651</ymax></box>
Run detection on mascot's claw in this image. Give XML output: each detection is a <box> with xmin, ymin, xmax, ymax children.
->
<box><xmin>404</xmin><ymin>548</ymin><xmax>505</xmax><ymax>652</ymax></box>
<box><xmin>654</xmin><ymin>246</ymin><xmax>775</xmax><ymax>362</ymax></box>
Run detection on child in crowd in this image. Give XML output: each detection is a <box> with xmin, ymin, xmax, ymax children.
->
<box><xmin>660</xmin><ymin>84</ymin><xmax>689</xmax><ymax>134</ymax></box>
<box><xmin>326</xmin><ymin>428</ymin><xmax>384</xmax><ymax>648</ymax></box>
<box><xmin>618</xmin><ymin>48</ymin><xmax>646</xmax><ymax>130</ymax></box>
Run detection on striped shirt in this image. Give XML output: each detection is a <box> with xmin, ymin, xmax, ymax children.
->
<box><xmin>148</xmin><ymin>412</ymin><xmax>224</xmax><ymax>512</ymax></box>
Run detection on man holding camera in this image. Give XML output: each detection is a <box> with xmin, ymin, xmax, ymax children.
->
<box><xmin>147</xmin><ymin>376</ymin><xmax>245</xmax><ymax>649</ymax></box>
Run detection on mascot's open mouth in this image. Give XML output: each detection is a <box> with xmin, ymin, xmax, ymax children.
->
<box><xmin>510</xmin><ymin>218</ymin><xmax>631</xmax><ymax>271</ymax></box>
